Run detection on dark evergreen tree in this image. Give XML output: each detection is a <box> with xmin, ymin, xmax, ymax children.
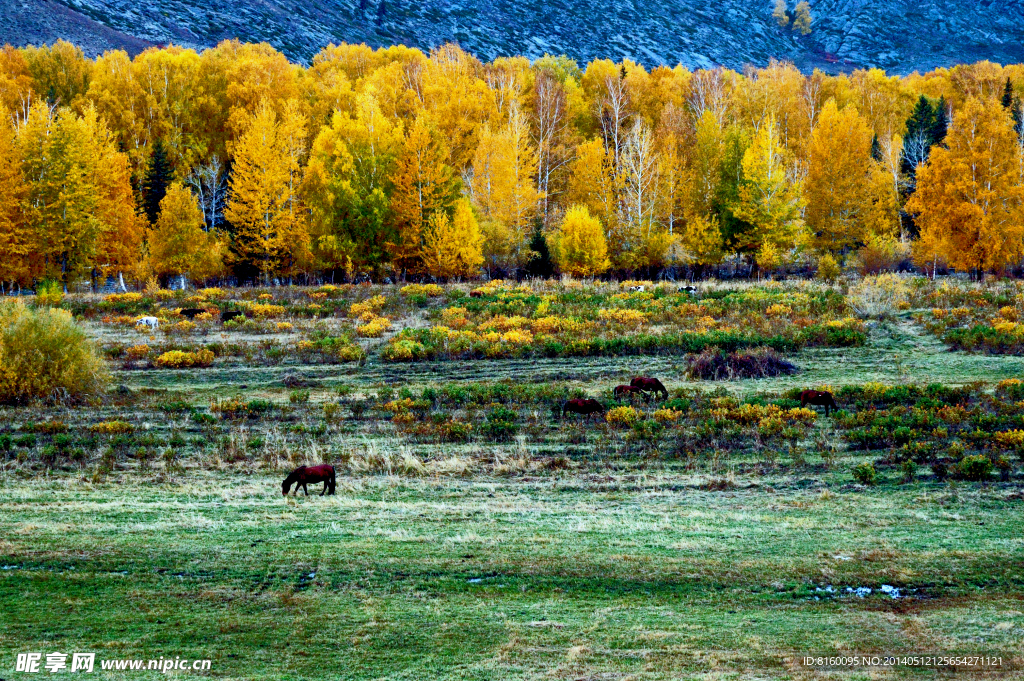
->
<box><xmin>1013</xmin><ymin>97</ymin><xmax>1024</xmax><ymax>138</ymax></box>
<box><xmin>1002</xmin><ymin>77</ymin><xmax>1015</xmax><ymax>109</ymax></box>
<box><xmin>930</xmin><ymin>96</ymin><xmax>948</xmax><ymax>146</ymax></box>
<box><xmin>525</xmin><ymin>228</ymin><xmax>554</xmax><ymax>279</ymax></box>
<box><xmin>905</xmin><ymin>96</ymin><xmax>934</xmax><ymax>137</ymax></box>
<box><xmin>142</xmin><ymin>139</ymin><xmax>172</xmax><ymax>225</ymax></box>
<box><xmin>870</xmin><ymin>134</ymin><xmax>881</xmax><ymax>161</ymax></box>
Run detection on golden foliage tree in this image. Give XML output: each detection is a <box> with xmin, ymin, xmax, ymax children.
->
<box><xmin>907</xmin><ymin>96</ymin><xmax>1024</xmax><ymax>272</ymax></box>
<box><xmin>420</xmin><ymin>199</ymin><xmax>484</xmax><ymax>279</ymax></box>
<box><xmin>551</xmin><ymin>205</ymin><xmax>610</xmax><ymax>276</ymax></box>
<box><xmin>793</xmin><ymin>1</ymin><xmax>812</xmax><ymax>35</ymax></box>
<box><xmin>225</xmin><ymin>101</ymin><xmax>310</xmax><ymax>278</ymax></box>
<box><xmin>773</xmin><ymin>0</ymin><xmax>790</xmax><ymax>27</ymax></box>
<box><xmin>17</xmin><ymin>102</ymin><xmax>137</xmax><ymax>285</ymax></box>
<box><xmin>149</xmin><ymin>182</ymin><xmax>224</xmax><ymax>283</ymax></box>
<box><xmin>0</xmin><ymin>113</ymin><xmax>31</xmax><ymax>287</ymax></box>
<box><xmin>466</xmin><ymin>106</ymin><xmax>542</xmax><ymax>271</ymax></box>
<box><xmin>804</xmin><ymin>100</ymin><xmax>874</xmax><ymax>251</ymax></box>
<box><xmin>389</xmin><ymin>115</ymin><xmax>459</xmax><ymax>271</ymax></box>
<box><xmin>730</xmin><ymin>116</ymin><xmax>804</xmax><ymax>258</ymax></box>
<box><xmin>302</xmin><ymin>92</ymin><xmax>404</xmax><ymax>274</ymax></box>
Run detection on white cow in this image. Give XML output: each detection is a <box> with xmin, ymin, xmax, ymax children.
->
<box><xmin>629</xmin><ymin>285</ymin><xmax>645</xmax><ymax>293</ymax></box>
<box><xmin>135</xmin><ymin>316</ymin><xmax>159</xmax><ymax>331</ymax></box>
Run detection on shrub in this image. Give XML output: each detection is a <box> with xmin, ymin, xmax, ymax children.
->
<box><xmin>851</xmin><ymin>462</ymin><xmax>877</xmax><ymax>485</ymax></box>
<box><xmin>481</xmin><ymin>406</ymin><xmax>518</xmax><ymax>440</ymax></box>
<box><xmin>685</xmin><ymin>347</ymin><xmax>798</xmax><ymax>380</ymax></box>
<box><xmin>0</xmin><ymin>303</ymin><xmax>108</xmax><ymax>404</ymax></box>
<box><xmin>289</xmin><ymin>389</ymin><xmax>310</xmax><ymax>404</ymax></box>
<box><xmin>35</xmin><ymin>280</ymin><xmax>64</xmax><ymax>306</ymax></box>
<box><xmin>957</xmin><ymin>454</ymin><xmax>993</xmax><ymax>481</ymax></box>
<box><xmin>606</xmin><ymin>406</ymin><xmax>640</xmax><ymax>426</ymax></box>
<box><xmin>381</xmin><ymin>339</ymin><xmax>426</xmax><ymax>361</ymax></box>
<box><xmin>155</xmin><ymin>349</ymin><xmax>215</xmax><ymax>369</ymax></box>
<box><xmin>815</xmin><ymin>253</ymin><xmax>841</xmax><ymax>283</ymax></box>
<box><xmin>438</xmin><ymin>420</ymin><xmax>472</xmax><ymax>442</ymax></box>
<box><xmin>25</xmin><ymin>420</ymin><xmax>67</xmax><ymax>434</ymax></box>
<box><xmin>401</xmin><ymin>283</ymin><xmax>444</xmax><ymax>297</ymax></box>
<box><xmin>123</xmin><ymin>344</ymin><xmax>151</xmax><ymax>362</ymax></box>
<box><xmin>211</xmin><ymin>398</ymin><xmax>275</xmax><ymax>419</ymax></box>
<box><xmin>349</xmin><ymin>296</ymin><xmax>386</xmax><ymax>318</ymax></box>
<box><xmin>104</xmin><ymin>292</ymin><xmax>143</xmax><ymax>304</ymax></box>
<box><xmin>90</xmin><ymin>421</ymin><xmax>134</xmax><ymax>435</ymax></box>
<box><xmin>847</xmin><ymin>274</ymin><xmax>909</xmax><ymax>320</ymax></box>
<box><xmin>240</xmin><ymin>302</ymin><xmax>285</xmax><ymax>318</ymax></box>
<box><xmin>357</xmin><ymin>316</ymin><xmax>391</xmax><ymax>338</ymax></box>
<box><xmin>653</xmin><ymin>408</ymin><xmax>683</xmax><ymax>423</ymax></box>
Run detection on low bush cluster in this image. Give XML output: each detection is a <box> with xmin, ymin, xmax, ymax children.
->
<box><xmin>685</xmin><ymin>347</ymin><xmax>799</xmax><ymax>380</ymax></box>
<box><xmin>380</xmin><ymin>281</ymin><xmax>864</xmax><ymax>362</ymax></box>
<box><xmin>155</xmin><ymin>349</ymin><xmax>215</xmax><ymax>369</ymax></box>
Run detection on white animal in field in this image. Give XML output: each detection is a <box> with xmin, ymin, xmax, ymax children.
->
<box><xmin>135</xmin><ymin>316</ymin><xmax>159</xmax><ymax>330</ymax></box>
<box><xmin>629</xmin><ymin>285</ymin><xmax>645</xmax><ymax>292</ymax></box>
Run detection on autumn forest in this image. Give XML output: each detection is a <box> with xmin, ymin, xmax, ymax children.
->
<box><xmin>2</xmin><ymin>39</ymin><xmax>1024</xmax><ymax>289</ymax></box>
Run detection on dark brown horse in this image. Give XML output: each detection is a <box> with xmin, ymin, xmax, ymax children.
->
<box><xmin>630</xmin><ymin>376</ymin><xmax>668</xmax><ymax>400</ymax></box>
<box><xmin>800</xmin><ymin>390</ymin><xmax>839</xmax><ymax>416</ymax></box>
<box><xmin>613</xmin><ymin>384</ymin><xmax>649</xmax><ymax>403</ymax></box>
<box><xmin>562</xmin><ymin>398</ymin><xmax>606</xmax><ymax>421</ymax></box>
<box><xmin>179</xmin><ymin>308</ymin><xmax>208</xmax><ymax>320</ymax></box>
<box><xmin>282</xmin><ymin>464</ymin><xmax>336</xmax><ymax>496</ymax></box>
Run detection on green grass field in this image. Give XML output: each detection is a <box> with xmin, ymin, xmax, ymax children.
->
<box><xmin>3</xmin><ymin>284</ymin><xmax>1024</xmax><ymax>679</ymax></box>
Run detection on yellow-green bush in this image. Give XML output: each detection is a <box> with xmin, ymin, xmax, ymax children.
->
<box><xmin>401</xmin><ymin>283</ymin><xmax>444</xmax><ymax>297</ymax></box>
<box><xmin>90</xmin><ymin>421</ymin><xmax>134</xmax><ymax>434</ymax></box>
<box><xmin>155</xmin><ymin>349</ymin><xmax>215</xmax><ymax>368</ymax></box>
<box><xmin>0</xmin><ymin>302</ymin><xmax>107</xmax><ymax>404</ymax></box>
<box><xmin>606</xmin><ymin>406</ymin><xmax>640</xmax><ymax>426</ymax></box>
<box><xmin>357</xmin><ymin>316</ymin><xmax>391</xmax><ymax>338</ymax></box>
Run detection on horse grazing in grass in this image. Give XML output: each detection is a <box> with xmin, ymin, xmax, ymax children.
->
<box><xmin>630</xmin><ymin>377</ymin><xmax>668</xmax><ymax>401</ymax></box>
<box><xmin>800</xmin><ymin>390</ymin><xmax>839</xmax><ymax>416</ymax></box>
<box><xmin>613</xmin><ymin>384</ymin><xmax>649</xmax><ymax>403</ymax></box>
<box><xmin>562</xmin><ymin>398</ymin><xmax>606</xmax><ymax>421</ymax></box>
<box><xmin>282</xmin><ymin>464</ymin><xmax>336</xmax><ymax>496</ymax></box>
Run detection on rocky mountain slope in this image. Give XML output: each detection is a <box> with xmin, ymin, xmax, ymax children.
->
<box><xmin>5</xmin><ymin>0</ymin><xmax>1024</xmax><ymax>73</ymax></box>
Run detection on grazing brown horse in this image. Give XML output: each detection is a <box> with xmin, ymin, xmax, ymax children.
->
<box><xmin>613</xmin><ymin>384</ymin><xmax>649</xmax><ymax>403</ymax></box>
<box><xmin>469</xmin><ymin>290</ymin><xmax>485</xmax><ymax>298</ymax></box>
<box><xmin>179</xmin><ymin>308</ymin><xmax>208</xmax><ymax>320</ymax></box>
<box><xmin>282</xmin><ymin>464</ymin><xmax>336</xmax><ymax>496</ymax></box>
<box><xmin>800</xmin><ymin>390</ymin><xmax>839</xmax><ymax>416</ymax></box>
<box><xmin>562</xmin><ymin>398</ymin><xmax>606</xmax><ymax>421</ymax></box>
<box><xmin>630</xmin><ymin>377</ymin><xmax>668</xmax><ymax>401</ymax></box>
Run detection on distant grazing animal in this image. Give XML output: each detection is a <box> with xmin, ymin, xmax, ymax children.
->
<box><xmin>562</xmin><ymin>398</ymin><xmax>606</xmax><ymax>421</ymax></box>
<box><xmin>613</xmin><ymin>384</ymin><xmax>649</xmax><ymax>403</ymax></box>
<box><xmin>282</xmin><ymin>464</ymin><xmax>336</xmax><ymax>496</ymax></box>
<box><xmin>679</xmin><ymin>286</ymin><xmax>697</xmax><ymax>296</ymax></box>
<box><xmin>630</xmin><ymin>376</ymin><xmax>668</xmax><ymax>400</ymax></box>
<box><xmin>800</xmin><ymin>390</ymin><xmax>839</xmax><ymax>416</ymax></box>
<box><xmin>628</xmin><ymin>285</ymin><xmax>645</xmax><ymax>292</ymax></box>
<box><xmin>179</xmin><ymin>308</ymin><xmax>207</xmax><ymax>320</ymax></box>
<box><xmin>135</xmin><ymin>316</ymin><xmax>159</xmax><ymax>331</ymax></box>
<box><xmin>469</xmin><ymin>289</ymin><xmax>484</xmax><ymax>298</ymax></box>
<box><xmin>221</xmin><ymin>310</ymin><xmax>244</xmax><ymax>323</ymax></box>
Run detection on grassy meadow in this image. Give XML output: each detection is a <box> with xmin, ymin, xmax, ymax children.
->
<box><xmin>2</xmin><ymin>277</ymin><xmax>1024</xmax><ymax>679</ymax></box>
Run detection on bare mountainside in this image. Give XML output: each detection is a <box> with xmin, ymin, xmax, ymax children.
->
<box><xmin>5</xmin><ymin>0</ymin><xmax>1024</xmax><ymax>73</ymax></box>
